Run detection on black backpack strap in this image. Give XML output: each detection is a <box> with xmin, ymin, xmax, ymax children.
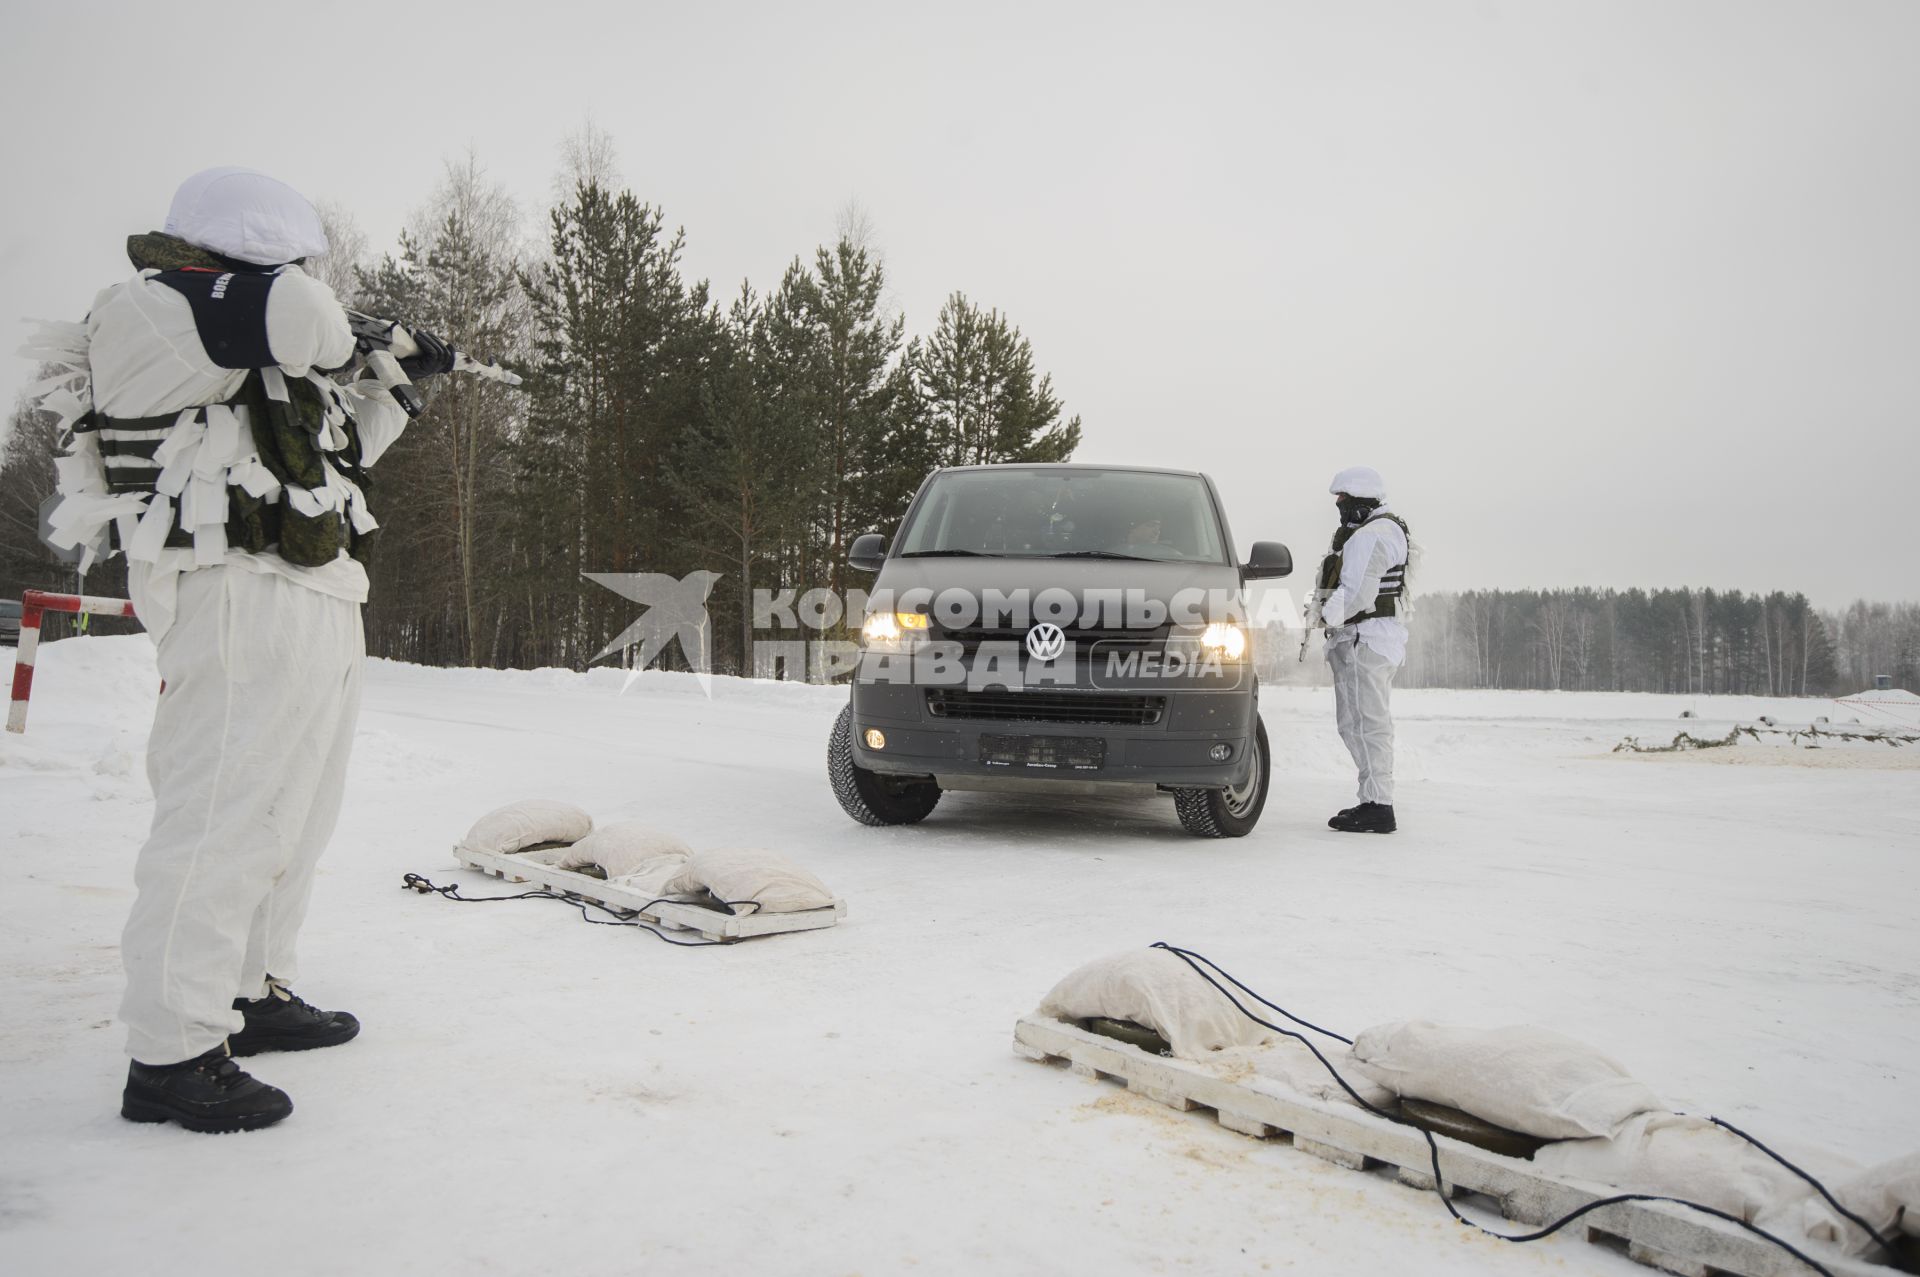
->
<box><xmin>1359</xmin><ymin>511</ymin><xmax>1410</xmax><ymax>542</ymax></box>
<box><xmin>151</xmin><ymin>267</ymin><xmax>276</xmax><ymax>369</ymax></box>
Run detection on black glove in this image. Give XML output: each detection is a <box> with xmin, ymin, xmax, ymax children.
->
<box><xmin>399</xmin><ymin>327</ymin><xmax>456</xmax><ymax>380</ymax></box>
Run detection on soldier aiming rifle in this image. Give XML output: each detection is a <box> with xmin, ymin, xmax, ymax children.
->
<box><xmin>30</xmin><ymin>166</ymin><xmax>520</xmax><ymax>1134</ymax></box>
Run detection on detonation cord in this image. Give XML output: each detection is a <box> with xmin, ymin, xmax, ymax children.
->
<box><xmin>1149</xmin><ymin>943</ymin><xmax>1897</xmax><ymax>1275</ymax></box>
<box><xmin>1701</xmin><ymin>1116</ymin><xmax>1902</xmax><ymax>1262</ymax></box>
<box><xmin>401</xmin><ymin>873</ymin><xmax>762</xmax><ymax>947</ymax></box>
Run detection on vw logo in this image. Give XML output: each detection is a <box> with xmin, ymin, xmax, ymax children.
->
<box><xmin>1026</xmin><ymin>622</ymin><xmax>1067</xmax><ymax>661</ymax></box>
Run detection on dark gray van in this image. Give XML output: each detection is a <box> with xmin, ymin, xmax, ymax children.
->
<box><xmin>827</xmin><ymin>463</ymin><xmax>1292</xmax><ymax>837</ymax></box>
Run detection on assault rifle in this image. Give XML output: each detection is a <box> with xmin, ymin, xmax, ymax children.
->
<box><xmin>345</xmin><ymin>310</ymin><xmax>522</xmax><ymax>418</ymax></box>
<box><xmin>1298</xmin><ymin>588</ymin><xmax>1329</xmax><ymax>662</ymax></box>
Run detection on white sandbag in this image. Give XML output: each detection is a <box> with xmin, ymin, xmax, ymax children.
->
<box><xmin>457</xmin><ymin>799</ymin><xmax>593</xmax><ymax>856</ymax></box>
<box><xmin>555</xmin><ymin>823</ymin><xmax>692</xmax><ymax>887</ymax></box>
<box><xmin>1830</xmin><ymin>1152</ymin><xmax>1920</xmax><ymax>1243</ymax></box>
<box><xmin>1758</xmin><ymin>1151</ymin><xmax>1919</xmax><ymax>1256</ymax></box>
<box><xmin>663</xmin><ymin>847</ymin><xmax>834</xmax><ymax>914</ymax></box>
<box><xmin>1536</xmin><ymin>1112</ymin><xmax>1839</xmax><ymax>1222</ymax></box>
<box><xmin>1351</xmin><ymin>1021</ymin><xmax>1663</xmax><ymax>1140</ymax></box>
<box><xmin>1243</xmin><ymin>1038</ymin><xmax>1396</xmax><ymax>1110</ymax></box>
<box><xmin>1036</xmin><ymin>948</ymin><xmax>1276</xmax><ymax>1061</ymax></box>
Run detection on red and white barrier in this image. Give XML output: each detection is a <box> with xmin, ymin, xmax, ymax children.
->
<box><xmin>7</xmin><ymin>589</ymin><xmax>140</xmax><ymax>734</ymax></box>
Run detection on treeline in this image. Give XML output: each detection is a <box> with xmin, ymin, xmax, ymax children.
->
<box><xmin>0</xmin><ymin>141</ymin><xmax>1081</xmax><ymax>668</ymax></box>
<box><xmin>341</xmin><ymin>154</ymin><xmax>1080</xmax><ymax>672</ymax></box>
<box><xmin>1399</xmin><ymin>588</ymin><xmax>1919</xmax><ymax>696</ymax></box>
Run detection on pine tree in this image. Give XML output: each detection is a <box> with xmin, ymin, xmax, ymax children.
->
<box><xmin>912</xmin><ymin>292</ymin><xmax>1082</xmax><ymax>468</ymax></box>
<box><xmin>666</xmin><ymin>285</ymin><xmax>819</xmax><ymax>672</ymax></box>
<box><xmin>802</xmin><ymin>241</ymin><xmax>902</xmax><ymax>592</ymax></box>
<box><xmin>519</xmin><ymin>180</ymin><xmax>712</xmax><ymax>668</ymax></box>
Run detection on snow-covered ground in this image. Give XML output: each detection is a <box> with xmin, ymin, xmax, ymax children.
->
<box><xmin>2</xmin><ymin>636</ymin><xmax>1915</xmax><ymax>1276</ymax></box>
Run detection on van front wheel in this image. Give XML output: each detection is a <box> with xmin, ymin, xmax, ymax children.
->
<box><xmin>1172</xmin><ymin>718</ymin><xmax>1270</xmax><ymax>838</ymax></box>
<box><xmin>828</xmin><ymin>705</ymin><xmax>942</xmax><ymax>826</ymax></box>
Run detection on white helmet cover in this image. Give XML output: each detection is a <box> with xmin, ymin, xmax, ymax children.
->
<box><xmin>164</xmin><ymin>167</ymin><xmax>329</xmax><ymax>266</ymax></box>
<box><xmin>1329</xmin><ymin>466</ymin><xmax>1386</xmax><ymax>500</ymax></box>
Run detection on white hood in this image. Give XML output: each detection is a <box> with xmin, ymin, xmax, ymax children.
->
<box><xmin>164</xmin><ymin>167</ymin><xmax>329</xmax><ymax>266</ymax></box>
<box><xmin>1329</xmin><ymin>465</ymin><xmax>1387</xmax><ymax>500</ymax></box>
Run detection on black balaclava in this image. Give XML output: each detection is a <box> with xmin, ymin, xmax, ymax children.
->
<box><xmin>1336</xmin><ymin>495</ymin><xmax>1380</xmax><ymax>528</ymax></box>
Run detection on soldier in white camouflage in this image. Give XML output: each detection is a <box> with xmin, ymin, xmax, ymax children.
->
<box><xmin>1314</xmin><ymin>466</ymin><xmax>1412</xmax><ymax>835</ymax></box>
<box><xmin>38</xmin><ymin>168</ymin><xmax>453</xmax><ymax>1132</ymax></box>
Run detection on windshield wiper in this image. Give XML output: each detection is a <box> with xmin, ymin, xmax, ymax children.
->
<box><xmin>1050</xmin><ymin>551</ymin><xmax>1157</xmax><ymax>561</ymax></box>
<box><xmin>898</xmin><ymin>549</ymin><xmax>991</xmax><ymax>558</ymax></box>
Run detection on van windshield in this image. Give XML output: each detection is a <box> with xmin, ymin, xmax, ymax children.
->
<box><xmin>896</xmin><ymin>468</ymin><xmax>1227</xmax><ymax>563</ymax></box>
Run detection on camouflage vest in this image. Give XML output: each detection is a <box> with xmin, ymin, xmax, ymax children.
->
<box><xmin>85</xmin><ymin>233</ymin><xmax>378</xmax><ymax>568</ymax></box>
<box><xmin>1316</xmin><ymin>512</ymin><xmax>1410</xmax><ymax>622</ymax></box>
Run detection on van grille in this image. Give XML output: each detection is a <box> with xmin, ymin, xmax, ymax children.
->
<box><xmin>926</xmin><ymin>688</ymin><xmax>1165</xmax><ymax>726</ymax></box>
<box><xmin>937</xmin><ymin>624</ymin><xmax>1170</xmax><ymax>656</ymax></box>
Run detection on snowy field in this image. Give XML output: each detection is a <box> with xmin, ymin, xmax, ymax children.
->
<box><xmin>2</xmin><ymin>636</ymin><xmax>1915</xmax><ymax>1276</ymax></box>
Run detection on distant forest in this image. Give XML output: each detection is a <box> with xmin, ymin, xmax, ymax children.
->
<box><xmin>1395</xmin><ymin>589</ymin><xmax>1916</xmax><ymax>696</ymax></box>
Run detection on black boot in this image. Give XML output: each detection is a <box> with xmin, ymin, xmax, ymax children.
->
<box><xmin>122</xmin><ymin>1045</ymin><xmax>292</xmax><ymax>1133</ymax></box>
<box><xmin>228</xmin><ymin>979</ymin><xmax>360</xmax><ymax>1057</ymax></box>
<box><xmin>1328</xmin><ymin>802</ymin><xmax>1396</xmax><ymax>834</ymax></box>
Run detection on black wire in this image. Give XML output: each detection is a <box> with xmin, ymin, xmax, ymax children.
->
<box><xmin>1707</xmin><ymin>1116</ymin><xmax>1899</xmax><ymax>1258</ymax></box>
<box><xmin>401</xmin><ymin>872</ymin><xmax>757</xmax><ymax>947</ymax></box>
<box><xmin>1148</xmin><ymin>943</ymin><xmax>1378</xmax><ymax>1111</ymax></box>
<box><xmin>1147</xmin><ymin>942</ymin><xmax>1846</xmax><ymax>1277</ymax></box>
<box><xmin>1153</xmin><ymin>943</ymin><xmax>1355</xmax><ymax>1044</ymax></box>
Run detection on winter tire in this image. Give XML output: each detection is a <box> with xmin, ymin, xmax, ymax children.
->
<box><xmin>828</xmin><ymin>704</ymin><xmax>942</xmax><ymax>826</ymax></box>
<box><xmin>1172</xmin><ymin>717</ymin><xmax>1270</xmax><ymax>838</ymax></box>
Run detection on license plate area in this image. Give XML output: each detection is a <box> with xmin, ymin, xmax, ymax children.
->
<box><xmin>979</xmin><ymin>733</ymin><xmax>1106</xmax><ymax>771</ymax></box>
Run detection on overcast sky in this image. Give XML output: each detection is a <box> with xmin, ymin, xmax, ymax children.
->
<box><xmin>2</xmin><ymin>0</ymin><xmax>1914</xmax><ymax>605</ymax></box>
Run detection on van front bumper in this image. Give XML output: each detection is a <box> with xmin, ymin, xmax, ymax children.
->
<box><xmin>847</xmin><ymin>677</ymin><xmax>1258</xmax><ymax>791</ymax></box>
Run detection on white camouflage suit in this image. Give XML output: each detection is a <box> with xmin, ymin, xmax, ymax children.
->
<box><xmin>1322</xmin><ymin>493</ymin><xmax>1409</xmax><ymax>807</ymax></box>
<box><xmin>54</xmin><ymin>170</ymin><xmax>409</xmax><ymax>1065</ymax></box>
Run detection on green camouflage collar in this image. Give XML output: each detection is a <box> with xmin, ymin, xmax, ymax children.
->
<box><xmin>126</xmin><ymin>231</ymin><xmax>230</xmax><ymax>272</ymax></box>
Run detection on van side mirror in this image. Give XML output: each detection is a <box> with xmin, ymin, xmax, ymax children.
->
<box><xmin>1242</xmin><ymin>541</ymin><xmax>1292</xmax><ymax>580</ymax></box>
<box><xmin>848</xmin><ymin>532</ymin><xmax>888</xmax><ymax>573</ymax></box>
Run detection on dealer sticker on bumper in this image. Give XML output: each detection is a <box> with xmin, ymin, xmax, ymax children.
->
<box><xmin>978</xmin><ymin>734</ymin><xmax>1106</xmax><ymax>770</ymax></box>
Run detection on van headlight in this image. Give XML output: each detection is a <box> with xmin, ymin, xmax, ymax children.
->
<box><xmin>1198</xmin><ymin>622</ymin><xmax>1248</xmax><ymax>661</ymax></box>
<box><xmin>860</xmin><ymin>611</ymin><xmax>930</xmax><ymax>647</ymax></box>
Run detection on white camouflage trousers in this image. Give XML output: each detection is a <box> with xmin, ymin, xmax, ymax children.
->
<box><xmin>121</xmin><ymin>565</ymin><xmax>363</xmax><ymax>1065</ymax></box>
<box><xmin>1327</xmin><ymin>629</ymin><xmax>1397</xmax><ymax>805</ymax></box>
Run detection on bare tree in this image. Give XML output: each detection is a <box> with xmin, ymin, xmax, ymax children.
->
<box><xmin>310</xmin><ymin>199</ymin><xmax>373</xmax><ymax>302</ymax></box>
<box><xmin>552</xmin><ymin>121</ymin><xmax>621</xmax><ymax>205</ymax></box>
<box><xmin>358</xmin><ymin>153</ymin><xmax>530</xmax><ymax>666</ymax></box>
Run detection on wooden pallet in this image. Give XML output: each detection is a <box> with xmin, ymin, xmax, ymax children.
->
<box><xmin>1013</xmin><ymin>1015</ymin><xmax>1885</xmax><ymax>1277</ymax></box>
<box><xmin>452</xmin><ymin>845</ymin><xmax>846</xmax><ymax>943</ymax></box>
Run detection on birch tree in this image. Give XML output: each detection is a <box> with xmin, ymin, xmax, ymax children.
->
<box><xmin>357</xmin><ymin>155</ymin><xmax>528</xmax><ymax>666</ymax></box>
